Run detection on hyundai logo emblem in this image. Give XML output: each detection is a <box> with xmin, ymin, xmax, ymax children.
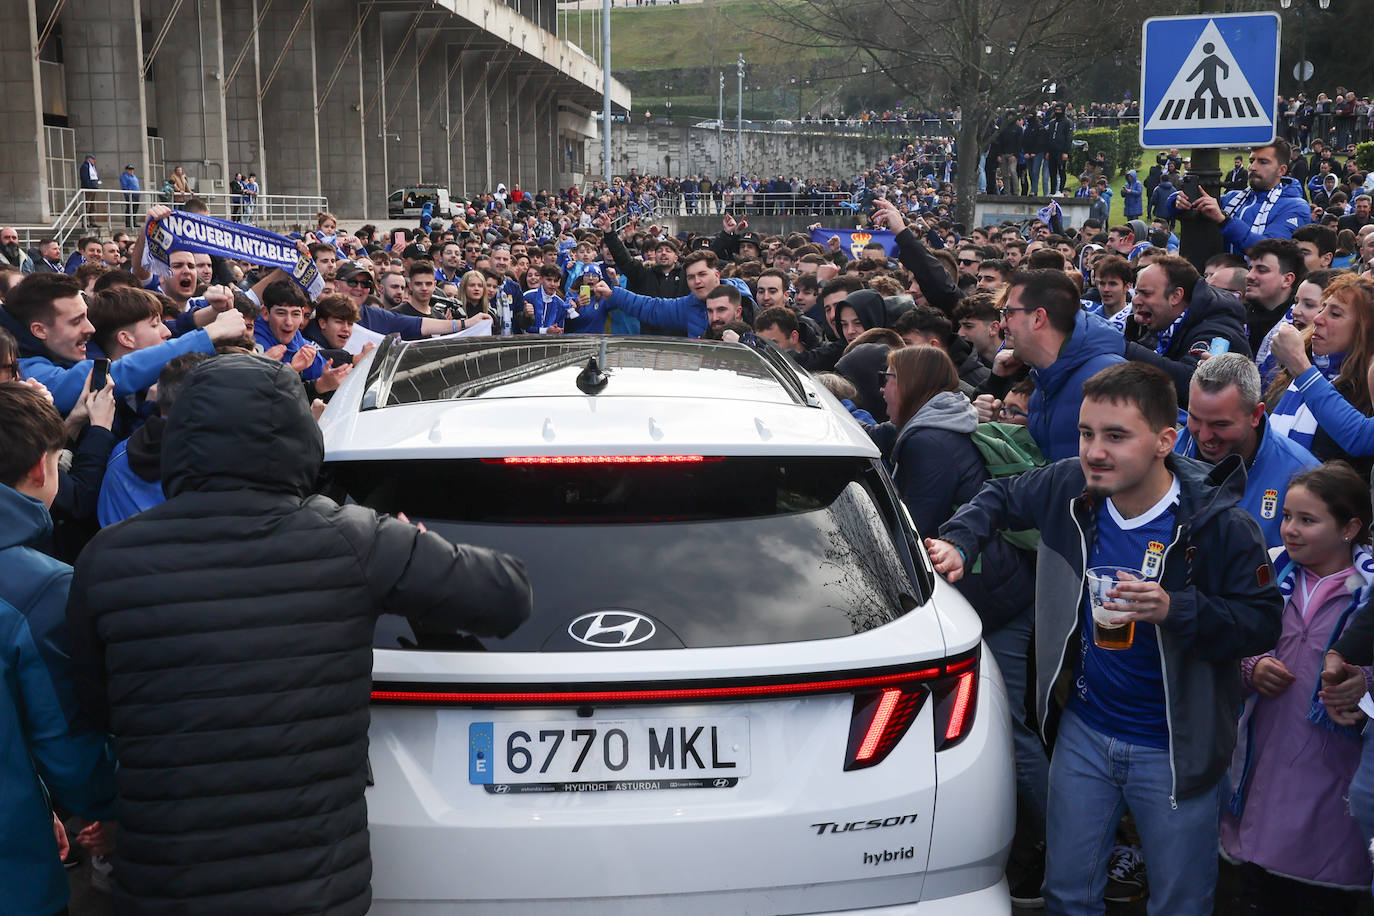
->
<box><xmin>567</xmin><ymin>611</ymin><xmax>657</xmax><ymax>647</ymax></box>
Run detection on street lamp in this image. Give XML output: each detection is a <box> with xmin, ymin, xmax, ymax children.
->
<box><xmin>664</xmin><ymin>82</ymin><xmax>672</xmax><ymax>124</ymax></box>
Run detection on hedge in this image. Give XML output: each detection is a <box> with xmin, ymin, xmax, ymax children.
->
<box><xmin>1068</xmin><ymin>127</ymin><xmax>1143</xmax><ymax>184</ymax></box>
<box><xmin>1355</xmin><ymin>142</ymin><xmax>1374</xmax><ymax>174</ymax></box>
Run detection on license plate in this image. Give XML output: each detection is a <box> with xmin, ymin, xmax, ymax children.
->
<box><xmin>470</xmin><ymin>717</ymin><xmax>750</xmax><ymax>794</ymax></box>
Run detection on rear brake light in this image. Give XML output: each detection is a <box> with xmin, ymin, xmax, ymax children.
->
<box><xmin>483</xmin><ymin>455</ymin><xmax>724</xmax><ymax>465</ymax></box>
<box><xmin>844</xmin><ymin>686</ymin><xmax>927</xmax><ymax>771</ymax></box>
<box><xmin>932</xmin><ymin>664</ymin><xmax>979</xmax><ymax>750</ymax></box>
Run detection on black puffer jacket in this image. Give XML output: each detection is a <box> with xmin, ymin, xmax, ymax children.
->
<box><xmin>1124</xmin><ymin>277</ymin><xmax>1251</xmax><ymax>407</ymax></box>
<box><xmin>66</xmin><ymin>355</ymin><xmax>532</xmax><ymax>916</ymax></box>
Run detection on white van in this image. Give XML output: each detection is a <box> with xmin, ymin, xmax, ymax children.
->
<box><xmin>387</xmin><ymin>186</ymin><xmax>460</xmax><ymax>220</ymax></box>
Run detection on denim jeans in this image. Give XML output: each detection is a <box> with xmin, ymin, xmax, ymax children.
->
<box><xmin>1346</xmin><ymin>729</ymin><xmax>1374</xmax><ymax>893</ymax></box>
<box><xmin>985</xmin><ymin>609</ymin><xmax>1049</xmax><ymax>835</ymax></box>
<box><xmin>1044</xmin><ymin>709</ymin><xmax>1222</xmax><ymax>916</ymax></box>
<box><xmin>1029</xmin><ymin>154</ymin><xmax>1046</xmax><ymax>196</ymax></box>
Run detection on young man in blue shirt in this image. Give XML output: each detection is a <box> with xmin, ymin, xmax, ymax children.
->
<box><xmin>522</xmin><ymin>265</ymin><xmax>567</xmax><ymax>334</ymax></box>
<box><xmin>927</xmin><ymin>361</ymin><xmax>1281</xmax><ymax>915</ymax></box>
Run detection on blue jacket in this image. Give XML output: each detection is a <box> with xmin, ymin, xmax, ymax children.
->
<box><xmin>0</xmin><ymin>305</ymin><xmax>217</xmax><ymax>415</ymax></box>
<box><xmin>120</xmin><ymin>171</ymin><xmax>140</xmax><ymax>193</ymax></box>
<box><xmin>98</xmin><ymin>432</ymin><xmax>166</xmax><ymax>527</ymax></box>
<box><xmin>1163</xmin><ymin>177</ymin><xmax>1310</xmax><ymax>255</ymax></box>
<box><xmin>357</xmin><ymin>304</ymin><xmax>425</xmax><ymax>339</ymax></box>
<box><xmin>1121</xmin><ymin>177</ymin><xmax>1144</xmax><ymax>218</ymax></box>
<box><xmin>939</xmin><ymin>454</ymin><xmax>1282</xmax><ymax>801</ymax></box>
<box><xmin>0</xmin><ymin>483</ymin><xmax>117</xmax><ymax>916</ymax></box>
<box><xmin>1028</xmin><ymin>311</ymin><xmax>1126</xmax><ymax>461</ymax></box>
<box><xmin>1174</xmin><ymin>418</ymin><xmax>1318</xmax><ymax>549</ymax></box>
<box><xmin>605</xmin><ymin>278</ymin><xmax>754</xmax><ymax>339</ymax></box>
<box><xmin>253</xmin><ymin>317</ymin><xmax>326</xmax><ymax>380</ymax></box>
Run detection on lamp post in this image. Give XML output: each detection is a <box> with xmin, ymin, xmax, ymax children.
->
<box><xmin>718</xmin><ymin>71</ymin><xmax>724</xmax><ymax>178</ymax></box>
<box><xmin>1280</xmin><ymin>0</ymin><xmax>1330</xmax><ymax>95</ymax></box>
<box><xmin>602</xmin><ymin>0</ymin><xmax>611</xmax><ymax>184</ymax></box>
<box><xmin>665</xmin><ymin>82</ymin><xmax>673</xmax><ymax>124</ymax></box>
<box><xmin>737</xmin><ymin>54</ymin><xmax>745</xmax><ymax>180</ymax></box>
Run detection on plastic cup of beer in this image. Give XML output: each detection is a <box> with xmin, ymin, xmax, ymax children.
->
<box><xmin>1086</xmin><ymin>565</ymin><xmax>1140</xmax><ymax>650</ymax></box>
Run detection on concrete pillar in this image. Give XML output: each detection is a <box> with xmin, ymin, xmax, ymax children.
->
<box><xmin>0</xmin><ymin>0</ymin><xmax>48</xmax><ymax>223</ymax></box>
<box><xmin>63</xmin><ymin>0</ymin><xmax>150</xmax><ymax>211</ymax></box>
<box><xmin>148</xmin><ymin>0</ymin><xmax>230</xmax><ymax>201</ymax></box>
<box><xmin>380</xmin><ymin>12</ymin><xmax>420</xmax><ymax>189</ymax></box>
<box><xmin>458</xmin><ymin>55</ymin><xmax>488</xmax><ymax>198</ymax></box>
<box><xmin>416</xmin><ymin>29</ymin><xmax>448</xmax><ymax>189</ymax></box>
<box><xmin>532</xmin><ymin>85</ymin><xmax>554</xmax><ymax>195</ymax></box>
<box><xmin>360</xmin><ymin>19</ymin><xmax>388</xmax><ymax>217</ymax></box>
<box><xmin>444</xmin><ymin>41</ymin><xmax>465</xmax><ymax>198</ymax></box>
<box><xmin>516</xmin><ymin>76</ymin><xmax>538</xmax><ymax>191</ymax></box>
<box><xmin>257</xmin><ymin>0</ymin><xmax>320</xmax><ymax>197</ymax></box>
<box><xmin>220</xmin><ymin>0</ymin><xmax>263</xmax><ymax>189</ymax></box>
<box><xmin>314</xmin><ymin>0</ymin><xmax>367</xmax><ymax>216</ymax></box>
<box><xmin>488</xmin><ymin>64</ymin><xmax>510</xmax><ymax>190</ymax></box>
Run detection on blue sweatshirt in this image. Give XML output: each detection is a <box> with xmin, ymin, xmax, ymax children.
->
<box><xmin>1174</xmin><ymin>418</ymin><xmax>1318</xmax><ymax>549</ymax></box>
<box><xmin>1162</xmin><ymin>177</ymin><xmax>1310</xmax><ymax>255</ymax></box>
<box><xmin>253</xmin><ymin>316</ymin><xmax>326</xmax><ymax>380</ymax></box>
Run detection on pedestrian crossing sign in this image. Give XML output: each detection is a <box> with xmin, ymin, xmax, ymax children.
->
<box><xmin>1140</xmin><ymin>12</ymin><xmax>1280</xmax><ymax>149</ymax></box>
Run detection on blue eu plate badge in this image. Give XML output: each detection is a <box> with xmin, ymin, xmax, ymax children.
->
<box><xmin>470</xmin><ymin>722</ymin><xmax>494</xmax><ymax>784</ymax></box>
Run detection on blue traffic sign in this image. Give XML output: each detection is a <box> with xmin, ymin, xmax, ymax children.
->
<box><xmin>1140</xmin><ymin>12</ymin><xmax>1280</xmax><ymax>149</ymax></box>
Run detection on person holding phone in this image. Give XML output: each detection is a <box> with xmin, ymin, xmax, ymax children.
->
<box><xmin>1163</xmin><ymin>140</ymin><xmax>1311</xmax><ymax>255</ymax></box>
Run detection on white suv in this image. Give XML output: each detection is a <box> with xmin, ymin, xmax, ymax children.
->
<box><xmin>319</xmin><ymin>334</ymin><xmax>1014</xmax><ymax>914</ymax></box>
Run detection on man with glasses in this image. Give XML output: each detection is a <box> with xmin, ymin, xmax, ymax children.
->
<box><xmin>956</xmin><ymin>244</ymin><xmax>984</xmax><ymax>279</ymax></box>
<box><xmin>992</xmin><ymin>269</ymin><xmax>1125</xmax><ymax>460</ymax></box>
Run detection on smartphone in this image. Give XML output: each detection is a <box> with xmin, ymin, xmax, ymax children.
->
<box><xmin>1208</xmin><ymin>337</ymin><xmax>1231</xmax><ymax>356</ymax></box>
<box><xmin>90</xmin><ymin>357</ymin><xmax>110</xmax><ymax>392</ymax></box>
<box><xmin>1178</xmin><ymin>175</ymin><xmax>1202</xmax><ymax>202</ymax></box>
<box><xmin>393</xmin><ymin>231</ymin><xmax>406</xmax><ymax>249</ymax></box>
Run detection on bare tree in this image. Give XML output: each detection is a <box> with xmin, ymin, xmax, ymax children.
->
<box><xmin>745</xmin><ymin>0</ymin><xmax>1140</xmax><ymax>225</ymax></box>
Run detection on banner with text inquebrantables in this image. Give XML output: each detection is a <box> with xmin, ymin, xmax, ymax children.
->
<box><xmin>809</xmin><ymin>228</ymin><xmax>898</xmax><ymax>259</ymax></box>
<box><xmin>142</xmin><ymin>210</ymin><xmax>324</xmax><ymax>299</ymax></box>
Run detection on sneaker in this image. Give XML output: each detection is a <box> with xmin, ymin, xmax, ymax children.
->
<box><xmin>1103</xmin><ymin>844</ymin><xmax>1147</xmax><ymax>903</ymax></box>
<box><xmin>1008</xmin><ymin>859</ymin><xmax>1045</xmax><ymax>908</ymax></box>
<box><xmin>90</xmin><ymin>853</ymin><xmax>113</xmax><ymax>894</ymax></box>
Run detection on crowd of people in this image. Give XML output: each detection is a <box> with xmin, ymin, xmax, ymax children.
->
<box><xmin>11</xmin><ymin>127</ymin><xmax>1374</xmax><ymax>916</ymax></box>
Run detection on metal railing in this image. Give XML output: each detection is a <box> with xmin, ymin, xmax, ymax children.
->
<box><xmin>9</xmin><ymin>189</ymin><xmax>329</xmax><ymax>250</ymax></box>
<box><xmin>646</xmin><ymin>191</ymin><xmax>864</xmax><ymax>216</ymax></box>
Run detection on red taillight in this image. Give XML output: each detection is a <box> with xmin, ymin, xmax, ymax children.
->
<box><xmin>482</xmin><ymin>455</ymin><xmax>724</xmax><ymax>465</ymax></box>
<box><xmin>844</xmin><ymin>686</ymin><xmax>927</xmax><ymax>771</ymax></box>
<box><xmin>932</xmin><ymin>665</ymin><xmax>979</xmax><ymax>750</ymax></box>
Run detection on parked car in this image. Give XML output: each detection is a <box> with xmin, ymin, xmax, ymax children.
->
<box><xmin>387</xmin><ymin>186</ymin><xmax>461</xmax><ymax>220</ymax></box>
<box><xmin>319</xmin><ymin>334</ymin><xmax>1015</xmax><ymax>914</ymax></box>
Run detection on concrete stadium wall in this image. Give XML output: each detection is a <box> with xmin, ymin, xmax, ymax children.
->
<box><xmin>603</xmin><ymin>124</ymin><xmax>913</xmax><ymax>180</ymax></box>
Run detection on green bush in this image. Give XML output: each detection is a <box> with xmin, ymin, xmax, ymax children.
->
<box><xmin>1355</xmin><ymin>142</ymin><xmax>1374</xmax><ymax>174</ymax></box>
<box><xmin>1116</xmin><ymin>124</ymin><xmax>1144</xmax><ymax>177</ymax></box>
<box><xmin>1068</xmin><ymin>127</ymin><xmax>1120</xmax><ymax>183</ymax></box>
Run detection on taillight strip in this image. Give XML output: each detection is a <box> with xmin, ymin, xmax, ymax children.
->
<box><xmin>372</xmin><ymin>664</ymin><xmax>957</xmax><ymax>706</ymax></box>
<box><xmin>943</xmin><ymin>670</ymin><xmax>976</xmax><ymax>741</ymax></box>
<box><xmin>482</xmin><ymin>455</ymin><xmax>725</xmax><ymax>465</ymax></box>
<box><xmin>854</xmin><ymin>688</ymin><xmax>902</xmax><ymax>762</ymax></box>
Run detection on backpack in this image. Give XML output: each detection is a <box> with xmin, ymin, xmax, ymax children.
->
<box><xmin>969</xmin><ymin>421</ymin><xmax>1047</xmax><ymax>554</ymax></box>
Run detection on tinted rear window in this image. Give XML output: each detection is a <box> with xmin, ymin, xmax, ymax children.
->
<box><xmin>324</xmin><ymin>458</ymin><xmax>919</xmax><ymax>651</ymax></box>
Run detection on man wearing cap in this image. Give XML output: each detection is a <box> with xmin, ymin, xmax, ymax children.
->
<box><xmin>80</xmin><ymin>154</ymin><xmax>102</xmax><ymax>226</ymax></box>
<box><xmin>120</xmin><ymin>165</ymin><xmax>141</xmax><ymax>228</ymax></box>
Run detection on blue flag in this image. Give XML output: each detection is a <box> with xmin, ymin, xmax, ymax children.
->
<box><xmin>809</xmin><ymin>228</ymin><xmax>898</xmax><ymax>259</ymax></box>
<box><xmin>142</xmin><ymin>210</ymin><xmax>324</xmax><ymax>298</ymax></box>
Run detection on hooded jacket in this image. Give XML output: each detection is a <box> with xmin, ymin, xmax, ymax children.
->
<box><xmin>1028</xmin><ymin>311</ymin><xmax>1126</xmax><ymax>461</ymax></box>
<box><xmin>833</xmin><ymin>289</ymin><xmax>888</xmax><ymax>339</ymax></box>
<box><xmin>1162</xmin><ymin>177</ymin><xmax>1311</xmax><ymax>255</ymax></box>
<box><xmin>0</xmin><ymin>305</ymin><xmax>217</xmax><ymax>415</ymax></box>
<box><xmin>97</xmin><ymin>416</ymin><xmax>167</xmax><ymax>527</ymax></box>
<box><xmin>939</xmin><ymin>453</ymin><xmax>1283</xmax><ymax>801</ymax></box>
<box><xmin>65</xmin><ymin>355</ymin><xmax>532</xmax><ymax>915</ymax></box>
<box><xmin>1124</xmin><ymin>278</ymin><xmax>1251</xmax><ymax>406</ymax></box>
<box><xmin>868</xmin><ymin>392</ymin><xmax>1034</xmax><ymax>630</ymax></box>
<box><xmin>0</xmin><ymin>481</ymin><xmax>117</xmax><ymax>916</ymax></box>
<box><xmin>834</xmin><ymin>343</ymin><xmax>893</xmax><ymax>422</ymax></box>
<box><xmin>1121</xmin><ymin>173</ymin><xmax>1144</xmax><ymax>218</ymax></box>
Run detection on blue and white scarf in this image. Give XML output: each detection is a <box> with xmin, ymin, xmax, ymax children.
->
<box><xmin>1269</xmin><ymin>352</ymin><xmax>1346</xmax><ymax>450</ymax></box>
<box><xmin>142</xmin><ymin>210</ymin><xmax>323</xmax><ymax>298</ymax></box>
<box><xmin>1228</xmin><ymin>546</ymin><xmax>1374</xmax><ymax>816</ymax></box>
<box><xmin>1155</xmin><ymin>312</ymin><xmax>1188</xmax><ymax>355</ymax></box>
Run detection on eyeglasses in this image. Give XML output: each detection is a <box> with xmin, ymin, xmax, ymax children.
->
<box><xmin>957</xmin><ymin>258</ymin><xmax>978</xmax><ymax>266</ymax></box>
<box><xmin>877</xmin><ymin>370</ymin><xmax>897</xmax><ymax>385</ymax></box>
<box><xmin>998</xmin><ymin>404</ymin><xmax>1029</xmax><ymax>420</ymax></box>
<box><xmin>344</xmin><ymin>278</ymin><xmax>373</xmax><ymax>289</ymax></box>
<box><xmin>998</xmin><ymin>306</ymin><xmax>1037</xmax><ymax>319</ymax></box>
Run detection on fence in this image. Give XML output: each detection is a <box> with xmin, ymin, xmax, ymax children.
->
<box><xmin>10</xmin><ymin>189</ymin><xmax>329</xmax><ymax>251</ymax></box>
<box><xmin>646</xmin><ymin>191</ymin><xmax>863</xmax><ymax>216</ymax></box>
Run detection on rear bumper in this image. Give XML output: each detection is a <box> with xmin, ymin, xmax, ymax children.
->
<box><xmin>827</xmin><ymin>879</ymin><xmax>1010</xmax><ymax>915</ymax></box>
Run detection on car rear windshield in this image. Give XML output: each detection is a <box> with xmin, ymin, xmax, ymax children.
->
<box><xmin>324</xmin><ymin>457</ymin><xmax>919</xmax><ymax>651</ymax></box>
<box><xmin>374</xmin><ymin>337</ymin><xmax>801</xmax><ymax>408</ymax></box>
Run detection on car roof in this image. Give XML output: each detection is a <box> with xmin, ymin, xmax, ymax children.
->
<box><xmin>320</xmin><ymin>335</ymin><xmax>881</xmax><ymax>461</ymax></box>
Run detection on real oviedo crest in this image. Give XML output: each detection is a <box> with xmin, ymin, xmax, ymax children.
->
<box><xmin>1142</xmin><ymin>541</ymin><xmax>1165</xmax><ymax>580</ymax></box>
<box><xmin>1261</xmin><ymin>488</ymin><xmax>1278</xmax><ymax>520</ymax></box>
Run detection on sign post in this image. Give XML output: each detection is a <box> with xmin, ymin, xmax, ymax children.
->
<box><xmin>1140</xmin><ymin>12</ymin><xmax>1280</xmax><ymax>270</ymax></box>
